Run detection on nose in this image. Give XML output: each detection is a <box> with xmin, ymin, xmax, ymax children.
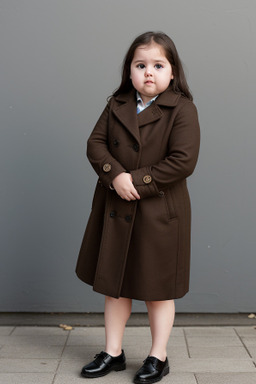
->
<box><xmin>145</xmin><ymin>67</ymin><xmax>152</xmax><ymax>76</ymax></box>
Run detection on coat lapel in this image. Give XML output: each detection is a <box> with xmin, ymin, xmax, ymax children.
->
<box><xmin>112</xmin><ymin>91</ymin><xmax>141</xmax><ymax>143</ymax></box>
<box><xmin>137</xmin><ymin>103</ymin><xmax>163</xmax><ymax>127</ymax></box>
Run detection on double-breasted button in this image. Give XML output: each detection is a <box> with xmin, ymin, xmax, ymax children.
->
<box><xmin>110</xmin><ymin>210</ymin><xmax>116</xmax><ymax>218</ymax></box>
<box><xmin>113</xmin><ymin>139</ymin><xmax>119</xmax><ymax>147</ymax></box>
<box><xmin>159</xmin><ymin>191</ymin><xmax>165</xmax><ymax>197</ymax></box>
<box><xmin>133</xmin><ymin>143</ymin><xmax>139</xmax><ymax>152</ymax></box>
<box><xmin>143</xmin><ymin>175</ymin><xmax>152</xmax><ymax>184</ymax></box>
<box><xmin>103</xmin><ymin>163</ymin><xmax>111</xmax><ymax>172</ymax></box>
<box><xmin>125</xmin><ymin>215</ymin><xmax>132</xmax><ymax>223</ymax></box>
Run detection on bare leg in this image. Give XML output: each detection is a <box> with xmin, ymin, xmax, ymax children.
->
<box><xmin>104</xmin><ymin>296</ymin><xmax>132</xmax><ymax>356</ymax></box>
<box><xmin>145</xmin><ymin>299</ymin><xmax>175</xmax><ymax>361</ymax></box>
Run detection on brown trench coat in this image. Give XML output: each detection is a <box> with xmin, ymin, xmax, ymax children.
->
<box><xmin>76</xmin><ymin>87</ymin><xmax>200</xmax><ymax>301</ymax></box>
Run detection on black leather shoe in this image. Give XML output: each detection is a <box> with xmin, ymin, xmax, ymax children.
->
<box><xmin>133</xmin><ymin>356</ymin><xmax>169</xmax><ymax>384</ymax></box>
<box><xmin>81</xmin><ymin>350</ymin><xmax>126</xmax><ymax>378</ymax></box>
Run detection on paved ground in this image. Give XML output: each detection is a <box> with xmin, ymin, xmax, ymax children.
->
<box><xmin>0</xmin><ymin>325</ymin><xmax>256</xmax><ymax>384</ymax></box>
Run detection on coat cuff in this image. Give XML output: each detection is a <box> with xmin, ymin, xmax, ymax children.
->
<box><xmin>130</xmin><ymin>167</ymin><xmax>159</xmax><ymax>199</ymax></box>
<box><xmin>99</xmin><ymin>161</ymin><xmax>126</xmax><ymax>189</ymax></box>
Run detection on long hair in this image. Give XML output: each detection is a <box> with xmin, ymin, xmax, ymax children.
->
<box><xmin>113</xmin><ymin>31</ymin><xmax>193</xmax><ymax>101</ymax></box>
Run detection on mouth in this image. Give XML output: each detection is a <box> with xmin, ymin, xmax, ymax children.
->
<box><xmin>145</xmin><ymin>80</ymin><xmax>154</xmax><ymax>84</ymax></box>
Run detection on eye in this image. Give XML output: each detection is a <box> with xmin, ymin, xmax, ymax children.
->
<box><xmin>155</xmin><ymin>64</ymin><xmax>163</xmax><ymax>69</ymax></box>
<box><xmin>136</xmin><ymin>64</ymin><xmax>145</xmax><ymax>69</ymax></box>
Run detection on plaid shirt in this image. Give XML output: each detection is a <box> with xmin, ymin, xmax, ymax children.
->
<box><xmin>136</xmin><ymin>92</ymin><xmax>158</xmax><ymax>114</ymax></box>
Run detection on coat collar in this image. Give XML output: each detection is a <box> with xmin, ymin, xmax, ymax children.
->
<box><xmin>155</xmin><ymin>87</ymin><xmax>181</xmax><ymax>107</ymax></box>
<box><xmin>113</xmin><ymin>88</ymin><xmax>181</xmax><ymax>141</ymax></box>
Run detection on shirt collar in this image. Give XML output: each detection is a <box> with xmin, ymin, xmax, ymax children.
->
<box><xmin>136</xmin><ymin>91</ymin><xmax>158</xmax><ymax>107</ymax></box>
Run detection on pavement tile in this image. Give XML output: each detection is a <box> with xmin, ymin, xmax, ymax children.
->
<box><xmin>195</xmin><ymin>372</ymin><xmax>256</xmax><ymax>384</ymax></box>
<box><xmin>241</xmin><ymin>336</ymin><xmax>256</xmax><ymax>346</ymax></box>
<box><xmin>0</xmin><ymin>344</ymin><xmax>64</xmax><ymax>359</ymax></box>
<box><xmin>123</xmin><ymin>336</ymin><xmax>153</xmax><ymax>346</ymax></box>
<box><xmin>184</xmin><ymin>327</ymin><xmax>236</xmax><ymax>336</ymax></box>
<box><xmin>12</xmin><ymin>326</ymin><xmax>69</xmax><ymax>336</ymax></box>
<box><xmin>0</xmin><ymin>335</ymin><xmax>68</xmax><ymax>346</ymax></box>
<box><xmin>170</xmin><ymin>358</ymin><xmax>256</xmax><ymax>372</ymax></box>
<box><xmin>165</xmin><ymin>373</ymin><xmax>197</xmax><ymax>384</ymax></box>
<box><xmin>0</xmin><ymin>373</ymin><xmax>54</xmax><ymax>384</ymax></box>
<box><xmin>0</xmin><ymin>358</ymin><xmax>59</xmax><ymax>373</ymax></box>
<box><xmin>170</xmin><ymin>328</ymin><xmax>185</xmax><ymax>336</ymax></box>
<box><xmin>168</xmin><ymin>336</ymin><xmax>187</xmax><ymax>347</ymax></box>
<box><xmin>57</xmin><ymin>358</ymin><xmax>93</xmax><ymax>373</ymax></box>
<box><xmin>188</xmin><ymin>346</ymin><xmax>250</xmax><ymax>359</ymax></box>
<box><xmin>67</xmin><ymin>334</ymin><xmax>105</xmax><ymax>346</ymax></box>
<box><xmin>234</xmin><ymin>327</ymin><xmax>256</xmax><ymax>337</ymax></box>
<box><xmin>68</xmin><ymin>327</ymin><xmax>105</xmax><ymax>337</ymax></box>
<box><xmin>62</xmin><ymin>345</ymin><xmax>100</xmax><ymax>360</ymax></box>
<box><xmin>0</xmin><ymin>327</ymin><xmax>14</xmax><ymax>336</ymax></box>
<box><xmin>167</xmin><ymin>345</ymin><xmax>189</xmax><ymax>358</ymax></box>
<box><xmin>120</xmin><ymin>345</ymin><xmax>156</xmax><ymax>359</ymax></box>
<box><xmin>246</xmin><ymin>345</ymin><xmax>256</xmax><ymax>358</ymax></box>
<box><xmin>54</xmin><ymin>368</ymin><xmax>136</xmax><ymax>384</ymax></box>
<box><xmin>185</xmin><ymin>336</ymin><xmax>242</xmax><ymax>347</ymax></box>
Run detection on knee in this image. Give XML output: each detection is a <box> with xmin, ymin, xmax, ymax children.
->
<box><xmin>145</xmin><ymin>299</ymin><xmax>175</xmax><ymax>308</ymax></box>
<box><xmin>105</xmin><ymin>295</ymin><xmax>118</xmax><ymax>302</ymax></box>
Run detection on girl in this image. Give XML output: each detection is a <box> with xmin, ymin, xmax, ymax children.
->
<box><xmin>76</xmin><ymin>31</ymin><xmax>200</xmax><ymax>383</ymax></box>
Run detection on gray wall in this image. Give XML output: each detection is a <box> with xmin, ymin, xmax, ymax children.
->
<box><xmin>1</xmin><ymin>0</ymin><xmax>255</xmax><ymax>313</ymax></box>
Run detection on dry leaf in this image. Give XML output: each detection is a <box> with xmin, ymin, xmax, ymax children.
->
<box><xmin>248</xmin><ymin>313</ymin><xmax>256</xmax><ymax>319</ymax></box>
<box><xmin>59</xmin><ymin>323</ymin><xmax>72</xmax><ymax>330</ymax></box>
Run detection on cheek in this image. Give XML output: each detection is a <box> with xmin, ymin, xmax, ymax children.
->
<box><xmin>130</xmin><ymin>71</ymin><xmax>141</xmax><ymax>86</ymax></box>
<box><xmin>130</xmin><ymin>68</ymin><xmax>138</xmax><ymax>80</ymax></box>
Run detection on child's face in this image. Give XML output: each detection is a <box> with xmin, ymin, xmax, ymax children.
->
<box><xmin>130</xmin><ymin>42</ymin><xmax>174</xmax><ymax>104</ymax></box>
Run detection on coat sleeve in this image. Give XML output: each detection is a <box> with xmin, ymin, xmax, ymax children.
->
<box><xmin>130</xmin><ymin>101</ymin><xmax>200</xmax><ymax>199</ymax></box>
<box><xmin>86</xmin><ymin>102</ymin><xmax>126</xmax><ymax>188</ymax></box>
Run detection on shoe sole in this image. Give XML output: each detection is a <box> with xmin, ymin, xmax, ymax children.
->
<box><xmin>81</xmin><ymin>363</ymin><xmax>126</xmax><ymax>378</ymax></box>
<box><xmin>133</xmin><ymin>365</ymin><xmax>169</xmax><ymax>384</ymax></box>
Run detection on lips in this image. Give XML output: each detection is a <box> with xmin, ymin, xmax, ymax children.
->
<box><xmin>145</xmin><ymin>81</ymin><xmax>154</xmax><ymax>84</ymax></box>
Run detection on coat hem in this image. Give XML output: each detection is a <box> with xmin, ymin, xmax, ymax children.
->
<box><xmin>77</xmin><ymin>274</ymin><xmax>189</xmax><ymax>301</ymax></box>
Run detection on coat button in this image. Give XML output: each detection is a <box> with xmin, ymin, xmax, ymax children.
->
<box><xmin>143</xmin><ymin>175</ymin><xmax>152</xmax><ymax>184</ymax></box>
<box><xmin>113</xmin><ymin>139</ymin><xmax>119</xmax><ymax>146</ymax></box>
<box><xmin>133</xmin><ymin>143</ymin><xmax>139</xmax><ymax>152</ymax></box>
<box><xmin>159</xmin><ymin>191</ymin><xmax>165</xmax><ymax>197</ymax></box>
<box><xmin>103</xmin><ymin>163</ymin><xmax>111</xmax><ymax>172</ymax></box>
<box><xmin>110</xmin><ymin>210</ymin><xmax>116</xmax><ymax>218</ymax></box>
<box><xmin>125</xmin><ymin>215</ymin><xmax>132</xmax><ymax>222</ymax></box>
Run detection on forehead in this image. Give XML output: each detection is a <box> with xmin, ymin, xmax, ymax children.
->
<box><xmin>133</xmin><ymin>42</ymin><xmax>167</xmax><ymax>60</ymax></box>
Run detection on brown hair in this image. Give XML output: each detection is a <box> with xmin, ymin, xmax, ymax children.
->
<box><xmin>113</xmin><ymin>31</ymin><xmax>193</xmax><ymax>101</ymax></box>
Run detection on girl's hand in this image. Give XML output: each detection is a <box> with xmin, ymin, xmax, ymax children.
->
<box><xmin>112</xmin><ymin>173</ymin><xmax>140</xmax><ymax>201</ymax></box>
